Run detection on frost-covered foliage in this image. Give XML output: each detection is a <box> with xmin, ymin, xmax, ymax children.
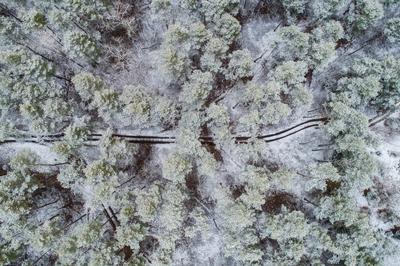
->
<box><xmin>1</xmin><ymin>0</ymin><xmax>400</xmax><ymax>265</ymax></box>
<box><xmin>179</xmin><ymin>70</ymin><xmax>214</xmax><ymax>107</ymax></box>
<box><xmin>163</xmin><ymin>151</ymin><xmax>192</xmax><ymax>183</ymax></box>
<box><xmin>385</xmin><ymin>18</ymin><xmax>400</xmax><ymax>42</ymax></box>
<box><xmin>64</xmin><ymin>31</ymin><xmax>100</xmax><ymax>62</ymax></box>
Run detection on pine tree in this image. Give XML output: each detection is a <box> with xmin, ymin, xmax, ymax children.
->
<box><xmin>352</xmin><ymin>0</ymin><xmax>384</xmax><ymax>31</ymax></box>
<box><xmin>120</xmin><ymin>85</ymin><xmax>152</xmax><ymax>127</ymax></box>
<box><xmin>275</xmin><ymin>26</ymin><xmax>310</xmax><ymax>61</ymax></box>
<box><xmin>64</xmin><ymin>31</ymin><xmax>100</xmax><ymax>62</ymax></box>
<box><xmin>179</xmin><ymin>70</ymin><xmax>214</xmax><ymax>107</ymax></box>
<box><xmin>163</xmin><ymin>152</ymin><xmax>192</xmax><ymax>183</ymax></box>
<box><xmin>225</xmin><ymin>49</ymin><xmax>254</xmax><ymax>81</ymax></box>
<box><xmin>385</xmin><ymin>18</ymin><xmax>400</xmax><ymax>42</ymax></box>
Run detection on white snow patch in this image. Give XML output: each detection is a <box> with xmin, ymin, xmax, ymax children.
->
<box><xmin>0</xmin><ymin>143</ymin><xmax>62</xmax><ymax>165</ymax></box>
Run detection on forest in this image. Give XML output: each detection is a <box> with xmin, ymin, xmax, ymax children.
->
<box><xmin>0</xmin><ymin>0</ymin><xmax>400</xmax><ymax>265</ymax></box>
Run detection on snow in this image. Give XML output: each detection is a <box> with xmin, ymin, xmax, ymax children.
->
<box><xmin>2</xmin><ymin>1</ymin><xmax>400</xmax><ymax>265</ymax></box>
<box><xmin>0</xmin><ymin>142</ymin><xmax>62</xmax><ymax>166</ymax></box>
<box><xmin>240</xmin><ymin>17</ymin><xmax>280</xmax><ymax>84</ymax></box>
<box><xmin>372</xmin><ymin>123</ymin><xmax>400</xmax><ymax>185</ymax></box>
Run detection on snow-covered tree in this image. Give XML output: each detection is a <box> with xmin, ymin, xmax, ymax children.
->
<box><xmin>332</xmin><ymin>75</ymin><xmax>381</xmax><ymax>108</ymax></box>
<box><xmin>306</xmin><ymin>163</ymin><xmax>341</xmax><ymax>192</ymax></box>
<box><xmin>275</xmin><ymin>26</ymin><xmax>310</xmax><ymax>61</ymax></box>
<box><xmin>30</xmin><ymin>219</ymin><xmax>62</xmax><ymax>252</ymax></box>
<box><xmin>151</xmin><ymin>95</ymin><xmax>180</xmax><ymax>128</ymax></box>
<box><xmin>201</xmin><ymin>0</ymin><xmax>240</xmax><ymax>21</ymax></box>
<box><xmin>310</xmin><ymin>0</ymin><xmax>346</xmax><ymax>20</ymax></box>
<box><xmin>83</xmin><ymin>159</ymin><xmax>118</xmax><ymax>207</ymax></box>
<box><xmin>98</xmin><ymin>128</ymin><xmax>138</xmax><ymax>166</ymax></box>
<box><xmin>9</xmin><ymin>149</ymin><xmax>39</xmax><ymax>172</ymax></box>
<box><xmin>282</xmin><ymin>0</ymin><xmax>307</xmax><ymax>21</ymax></box>
<box><xmin>64</xmin><ymin>31</ymin><xmax>100</xmax><ymax>62</ymax></box>
<box><xmin>351</xmin><ymin>0</ymin><xmax>384</xmax><ymax>31</ymax></box>
<box><xmin>23</xmin><ymin>10</ymin><xmax>47</xmax><ymax>30</ymax></box>
<box><xmin>225</xmin><ymin>49</ymin><xmax>254</xmax><ymax>81</ymax></box>
<box><xmin>72</xmin><ymin>72</ymin><xmax>106</xmax><ymax>102</ymax></box>
<box><xmin>214</xmin><ymin>13</ymin><xmax>241</xmax><ymax>44</ymax></box>
<box><xmin>134</xmin><ymin>183</ymin><xmax>162</xmax><ymax>223</ymax></box>
<box><xmin>385</xmin><ymin>18</ymin><xmax>400</xmax><ymax>42</ymax></box>
<box><xmin>115</xmin><ymin>223</ymin><xmax>146</xmax><ymax>253</ymax></box>
<box><xmin>206</xmin><ymin>103</ymin><xmax>232</xmax><ymax>145</ymax></box>
<box><xmin>160</xmin><ymin>46</ymin><xmax>189</xmax><ymax>81</ymax></box>
<box><xmin>120</xmin><ymin>85</ymin><xmax>152</xmax><ymax>127</ymax></box>
<box><xmin>179</xmin><ymin>70</ymin><xmax>213</xmax><ymax>107</ymax></box>
<box><xmin>163</xmin><ymin>152</ymin><xmax>192</xmax><ymax>183</ymax></box>
<box><xmin>200</xmin><ymin>37</ymin><xmax>229</xmax><ymax>73</ymax></box>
